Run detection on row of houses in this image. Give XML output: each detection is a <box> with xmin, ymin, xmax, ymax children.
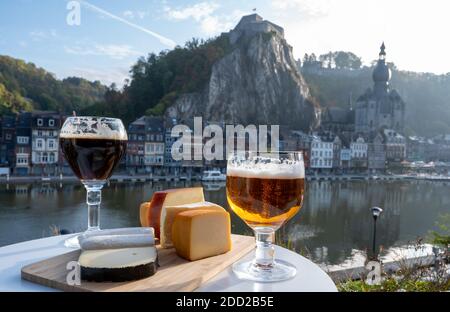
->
<box><xmin>280</xmin><ymin>129</ymin><xmax>407</xmax><ymax>173</ymax></box>
<box><xmin>0</xmin><ymin>111</ymin><xmax>64</xmax><ymax>175</ymax></box>
<box><xmin>2</xmin><ymin>112</ymin><xmax>450</xmax><ymax>176</ymax></box>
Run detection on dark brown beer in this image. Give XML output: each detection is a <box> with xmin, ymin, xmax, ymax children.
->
<box><xmin>60</xmin><ymin>137</ymin><xmax>126</xmax><ymax>180</ymax></box>
<box><xmin>226</xmin><ymin>175</ymin><xmax>304</xmax><ymax>228</ymax></box>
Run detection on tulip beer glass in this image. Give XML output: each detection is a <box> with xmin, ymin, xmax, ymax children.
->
<box><xmin>59</xmin><ymin>116</ymin><xmax>127</xmax><ymax>247</ymax></box>
<box><xmin>226</xmin><ymin>151</ymin><xmax>305</xmax><ymax>282</ymax></box>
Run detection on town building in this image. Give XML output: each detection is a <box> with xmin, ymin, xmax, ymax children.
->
<box><xmin>407</xmin><ymin>136</ymin><xmax>429</xmax><ymax>162</ymax></box>
<box><xmin>126</xmin><ymin>116</ymin><xmax>165</xmax><ymax>174</ymax></box>
<box><xmin>383</xmin><ymin>129</ymin><xmax>406</xmax><ymax>163</ymax></box>
<box><xmin>229</xmin><ymin>14</ymin><xmax>284</xmax><ymax>44</ymax></box>
<box><xmin>368</xmin><ymin>133</ymin><xmax>386</xmax><ymax>172</ymax></box>
<box><xmin>126</xmin><ymin>117</ymin><xmax>145</xmax><ymax>174</ymax></box>
<box><xmin>321</xmin><ymin>106</ymin><xmax>355</xmax><ymax>136</ymax></box>
<box><xmin>332</xmin><ymin>136</ymin><xmax>342</xmax><ymax>171</ymax></box>
<box><xmin>143</xmin><ymin>117</ymin><xmax>165</xmax><ymax>174</ymax></box>
<box><xmin>340</xmin><ymin>148</ymin><xmax>351</xmax><ymax>171</ymax></box>
<box><xmin>310</xmin><ymin>135</ymin><xmax>333</xmax><ymax>171</ymax></box>
<box><xmin>354</xmin><ymin>43</ymin><xmax>406</xmax><ymax>135</ymax></box>
<box><xmin>0</xmin><ymin>115</ymin><xmax>16</xmax><ymax>168</ymax></box>
<box><xmin>350</xmin><ymin>137</ymin><xmax>368</xmax><ymax>170</ymax></box>
<box><xmin>31</xmin><ymin>111</ymin><xmax>61</xmax><ymax>175</ymax></box>
<box><xmin>14</xmin><ymin>112</ymin><xmax>32</xmax><ymax>175</ymax></box>
<box><xmin>164</xmin><ymin>118</ymin><xmax>182</xmax><ymax>175</ymax></box>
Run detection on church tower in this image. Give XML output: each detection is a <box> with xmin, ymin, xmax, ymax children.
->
<box><xmin>354</xmin><ymin>43</ymin><xmax>405</xmax><ymax>136</ymax></box>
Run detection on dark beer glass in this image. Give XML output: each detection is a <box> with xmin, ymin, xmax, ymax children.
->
<box><xmin>59</xmin><ymin>116</ymin><xmax>127</xmax><ymax>247</ymax></box>
<box><xmin>226</xmin><ymin>151</ymin><xmax>305</xmax><ymax>282</ymax></box>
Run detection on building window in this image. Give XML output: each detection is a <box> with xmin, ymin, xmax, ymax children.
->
<box><xmin>42</xmin><ymin>153</ymin><xmax>48</xmax><ymax>163</ymax></box>
<box><xmin>49</xmin><ymin>119</ymin><xmax>55</xmax><ymax>127</ymax></box>
<box><xmin>37</xmin><ymin>119</ymin><xmax>43</xmax><ymax>126</ymax></box>
<box><xmin>48</xmin><ymin>140</ymin><xmax>55</xmax><ymax>149</ymax></box>
<box><xmin>5</xmin><ymin>133</ymin><xmax>12</xmax><ymax>140</ymax></box>
<box><xmin>49</xmin><ymin>153</ymin><xmax>55</xmax><ymax>163</ymax></box>
<box><xmin>38</xmin><ymin>130</ymin><xmax>42</xmax><ymax>137</ymax></box>
<box><xmin>37</xmin><ymin>139</ymin><xmax>43</xmax><ymax>149</ymax></box>
<box><xmin>17</xmin><ymin>136</ymin><xmax>29</xmax><ymax>144</ymax></box>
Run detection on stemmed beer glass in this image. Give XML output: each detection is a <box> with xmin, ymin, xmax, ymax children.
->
<box><xmin>59</xmin><ymin>116</ymin><xmax>127</xmax><ymax>248</ymax></box>
<box><xmin>226</xmin><ymin>151</ymin><xmax>305</xmax><ymax>282</ymax></box>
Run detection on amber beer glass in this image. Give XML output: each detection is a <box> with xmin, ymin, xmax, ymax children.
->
<box><xmin>226</xmin><ymin>151</ymin><xmax>305</xmax><ymax>282</ymax></box>
<box><xmin>59</xmin><ymin>116</ymin><xmax>127</xmax><ymax>248</ymax></box>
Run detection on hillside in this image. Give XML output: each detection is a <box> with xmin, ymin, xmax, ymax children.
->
<box><xmin>83</xmin><ymin>14</ymin><xmax>319</xmax><ymax>130</ymax></box>
<box><xmin>0</xmin><ymin>55</ymin><xmax>106</xmax><ymax>115</ymax></box>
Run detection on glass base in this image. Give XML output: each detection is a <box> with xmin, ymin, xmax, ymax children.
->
<box><xmin>64</xmin><ymin>234</ymin><xmax>80</xmax><ymax>248</ymax></box>
<box><xmin>232</xmin><ymin>258</ymin><xmax>297</xmax><ymax>282</ymax></box>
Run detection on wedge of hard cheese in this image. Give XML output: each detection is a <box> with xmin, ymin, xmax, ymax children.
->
<box><xmin>172</xmin><ymin>209</ymin><xmax>231</xmax><ymax>261</ymax></box>
<box><xmin>160</xmin><ymin>201</ymin><xmax>225</xmax><ymax>248</ymax></box>
<box><xmin>139</xmin><ymin>187</ymin><xmax>205</xmax><ymax>238</ymax></box>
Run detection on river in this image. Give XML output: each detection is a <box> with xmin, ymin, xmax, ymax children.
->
<box><xmin>0</xmin><ymin>180</ymin><xmax>448</xmax><ymax>266</ymax></box>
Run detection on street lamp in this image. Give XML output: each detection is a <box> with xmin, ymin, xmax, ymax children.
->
<box><xmin>371</xmin><ymin>207</ymin><xmax>383</xmax><ymax>259</ymax></box>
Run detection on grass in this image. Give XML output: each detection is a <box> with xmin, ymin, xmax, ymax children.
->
<box><xmin>338</xmin><ymin>277</ymin><xmax>450</xmax><ymax>292</ymax></box>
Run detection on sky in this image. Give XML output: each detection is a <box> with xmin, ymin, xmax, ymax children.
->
<box><xmin>0</xmin><ymin>0</ymin><xmax>449</xmax><ymax>87</ymax></box>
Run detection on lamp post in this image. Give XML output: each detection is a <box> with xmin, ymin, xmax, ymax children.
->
<box><xmin>371</xmin><ymin>207</ymin><xmax>383</xmax><ymax>259</ymax></box>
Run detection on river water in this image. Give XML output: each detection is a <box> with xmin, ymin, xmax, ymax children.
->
<box><xmin>0</xmin><ymin>180</ymin><xmax>448</xmax><ymax>266</ymax></box>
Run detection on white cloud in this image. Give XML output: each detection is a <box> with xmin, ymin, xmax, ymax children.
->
<box><xmin>67</xmin><ymin>67</ymin><xmax>130</xmax><ymax>87</ymax></box>
<box><xmin>164</xmin><ymin>2</ymin><xmax>245</xmax><ymax>36</ymax></box>
<box><xmin>123</xmin><ymin>10</ymin><xmax>135</xmax><ymax>19</ymax></box>
<box><xmin>64</xmin><ymin>43</ymin><xmax>142</xmax><ymax>60</ymax></box>
<box><xmin>165</xmin><ymin>2</ymin><xmax>218</xmax><ymax>21</ymax></box>
<box><xmin>29</xmin><ymin>29</ymin><xmax>58</xmax><ymax>41</ymax></box>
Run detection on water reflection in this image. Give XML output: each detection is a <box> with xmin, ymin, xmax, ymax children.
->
<box><xmin>0</xmin><ymin>180</ymin><xmax>447</xmax><ymax>266</ymax></box>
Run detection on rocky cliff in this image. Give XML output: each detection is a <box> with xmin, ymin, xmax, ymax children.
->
<box><xmin>166</xmin><ymin>14</ymin><xmax>320</xmax><ymax>131</ymax></box>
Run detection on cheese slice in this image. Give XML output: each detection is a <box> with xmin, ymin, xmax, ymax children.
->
<box><xmin>172</xmin><ymin>209</ymin><xmax>232</xmax><ymax>261</ymax></box>
<box><xmin>79</xmin><ymin>234</ymin><xmax>155</xmax><ymax>250</ymax></box>
<box><xmin>160</xmin><ymin>201</ymin><xmax>225</xmax><ymax>248</ymax></box>
<box><xmin>79</xmin><ymin>246</ymin><xmax>158</xmax><ymax>282</ymax></box>
<box><xmin>140</xmin><ymin>187</ymin><xmax>205</xmax><ymax>238</ymax></box>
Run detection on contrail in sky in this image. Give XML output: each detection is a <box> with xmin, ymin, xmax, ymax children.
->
<box><xmin>79</xmin><ymin>0</ymin><xmax>177</xmax><ymax>48</ymax></box>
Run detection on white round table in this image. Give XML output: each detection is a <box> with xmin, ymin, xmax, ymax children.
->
<box><xmin>0</xmin><ymin>234</ymin><xmax>337</xmax><ymax>292</ymax></box>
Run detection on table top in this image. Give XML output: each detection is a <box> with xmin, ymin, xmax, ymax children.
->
<box><xmin>0</xmin><ymin>234</ymin><xmax>337</xmax><ymax>292</ymax></box>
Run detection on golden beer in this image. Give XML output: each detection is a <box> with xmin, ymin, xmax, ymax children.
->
<box><xmin>226</xmin><ymin>175</ymin><xmax>304</xmax><ymax>228</ymax></box>
<box><xmin>226</xmin><ymin>152</ymin><xmax>304</xmax><ymax>282</ymax></box>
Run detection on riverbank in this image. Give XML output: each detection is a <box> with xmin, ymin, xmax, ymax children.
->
<box><xmin>1</xmin><ymin>173</ymin><xmax>449</xmax><ymax>184</ymax></box>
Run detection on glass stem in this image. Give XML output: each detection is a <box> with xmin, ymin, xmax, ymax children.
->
<box><xmin>253</xmin><ymin>228</ymin><xmax>275</xmax><ymax>270</ymax></box>
<box><xmin>83</xmin><ymin>181</ymin><xmax>105</xmax><ymax>232</ymax></box>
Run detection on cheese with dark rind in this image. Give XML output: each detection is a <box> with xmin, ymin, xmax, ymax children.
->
<box><xmin>172</xmin><ymin>210</ymin><xmax>232</xmax><ymax>261</ymax></box>
<box><xmin>79</xmin><ymin>246</ymin><xmax>158</xmax><ymax>282</ymax></box>
<box><xmin>140</xmin><ymin>187</ymin><xmax>205</xmax><ymax>238</ymax></box>
<box><xmin>160</xmin><ymin>201</ymin><xmax>225</xmax><ymax>248</ymax></box>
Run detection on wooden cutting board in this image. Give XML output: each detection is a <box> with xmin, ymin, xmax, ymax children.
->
<box><xmin>21</xmin><ymin>234</ymin><xmax>254</xmax><ymax>292</ymax></box>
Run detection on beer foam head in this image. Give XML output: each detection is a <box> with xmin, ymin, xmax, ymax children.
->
<box><xmin>60</xmin><ymin>116</ymin><xmax>128</xmax><ymax>140</ymax></box>
<box><xmin>227</xmin><ymin>159</ymin><xmax>305</xmax><ymax>179</ymax></box>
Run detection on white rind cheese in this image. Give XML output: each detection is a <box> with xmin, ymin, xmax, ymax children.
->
<box><xmin>79</xmin><ymin>247</ymin><xmax>157</xmax><ymax>269</ymax></box>
<box><xmin>79</xmin><ymin>234</ymin><xmax>155</xmax><ymax>250</ymax></box>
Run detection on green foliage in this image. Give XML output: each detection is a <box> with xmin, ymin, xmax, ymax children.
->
<box><xmin>317</xmin><ymin>51</ymin><xmax>362</xmax><ymax>70</ymax></box>
<box><xmin>338</xmin><ymin>277</ymin><xmax>450</xmax><ymax>292</ymax></box>
<box><xmin>119</xmin><ymin>35</ymin><xmax>232</xmax><ymax>122</ymax></box>
<box><xmin>0</xmin><ymin>55</ymin><xmax>106</xmax><ymax>115</ymax></box>
<box><xmin>429</xmin><ymin>213</ymin><xmax>450</xmax><ymax>247</ymax></box>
